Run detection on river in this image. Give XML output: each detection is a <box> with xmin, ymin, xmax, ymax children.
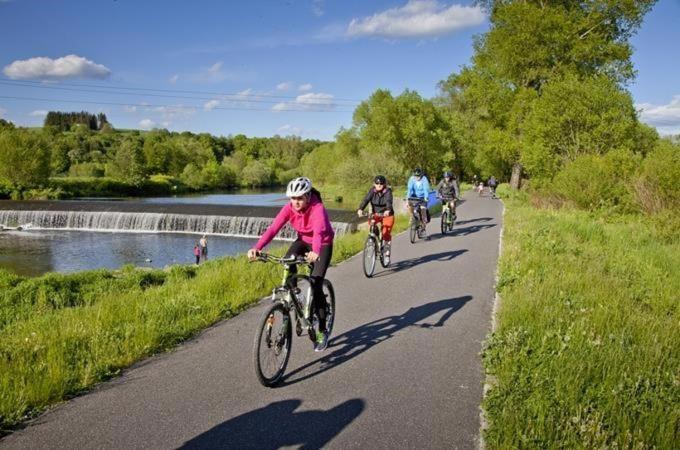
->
<box><xmin>0</xmin><ymin>189</ymin><xmax>354</xmax><ymax>277</ymax></box>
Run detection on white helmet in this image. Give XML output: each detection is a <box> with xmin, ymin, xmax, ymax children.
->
<box><xmin>286</xmin><ymin>177</ymin><xmax>312</xmax><ymax>197</ymax></box>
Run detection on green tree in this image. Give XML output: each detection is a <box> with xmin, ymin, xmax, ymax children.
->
<box><xmin>0</xmin><ymin>129</ymin><xmax>51</xmax><ymax>188</ymax></box>
<box><xmin>521</xmin><ymin>75</ymin><xmax>639</xmax><ymax>179</ymax></box>
<box><xmin>438</xmin><ymin>0</ymin><xmax>657</xmax><ymax>186</ymax></box>
<box><xmin>241</xmin><ymin>160</ymin><xmax>273</xmax><ymax>187</ymax></box>
<box><xmin>107</xmin><ymin>136</ymin><xmax>147</xmax><ymax>186</ymax></box>
<box><xmin>354</xmin><ymin>89</ymin><xmax>452</xmax><ymax>178</ymax></box>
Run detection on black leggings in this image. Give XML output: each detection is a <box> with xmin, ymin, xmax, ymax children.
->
<box><xmin>285</xmin><ymin>240</ymin><xmax>333</xmax><ymax>332</ymax></box>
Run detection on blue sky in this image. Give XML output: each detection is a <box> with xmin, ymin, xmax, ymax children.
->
<box><xmin>0</xmin><ymin>0</ymin><xmax>678</xmax><ymax>139</ymax></box>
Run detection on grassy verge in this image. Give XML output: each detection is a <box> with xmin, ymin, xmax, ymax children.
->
<box><xmin>483</xmin><ymin>185</ymin><xmax>679</xmax><ymax>448</ymax></box>
<box><xmin>0</xmin><ymin>214</ymin><xmax>409</xmax><ymax>432</ymax></box>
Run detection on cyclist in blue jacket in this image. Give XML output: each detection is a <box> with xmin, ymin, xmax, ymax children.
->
<box><xmin>406</xmin><ymin>168</ymin><xmax>431</xmax><ymax>238</ymax></box>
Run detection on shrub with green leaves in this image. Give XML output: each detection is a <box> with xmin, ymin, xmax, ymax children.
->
<box><xmin>550</xmin><ymin>149</ymin><xmax>641</xmax><ymax>212</ymax></box>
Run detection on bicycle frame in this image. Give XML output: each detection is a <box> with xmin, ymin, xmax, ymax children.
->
<box><xmin>366</xmin><ymin>213</ymin><xmax>384</xmax><ymax>248</ymax></box>
<box><xmin>407</xmin><ymin>198</ymin><xmax>427</xmax><ymax>229</ymax></box>
<box><xmin>261</xmin><ymin>255</ymin><xmax>314</xmax><ymax>329</ymax></box>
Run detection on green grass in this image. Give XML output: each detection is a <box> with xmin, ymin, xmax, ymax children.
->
<box><xmin>0</xmin><ymin>215</ymin><xmax>410</xmax><ymax>432</ymax></box>
<box><xmin>483</xmin><ymin>185</ymin><xmax>679</xmax><ymax>448</ymax></box>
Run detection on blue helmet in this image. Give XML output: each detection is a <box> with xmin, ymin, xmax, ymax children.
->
<box><xmin>444</xmin><ymin>171</ymin><xmax>452</xmax><ymax>178</ymax></box>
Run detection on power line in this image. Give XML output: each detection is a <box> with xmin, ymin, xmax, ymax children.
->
<box><xmin>0</xmin><ymin>95</ymin><xmax>356</xmax><ymax>113</ymax></box>
<box><xmin>0</xmin><ymin>80</ymin><xmax>358</xmax><ymax>107</ymax></box>
<box><xmin>0</xmin><ymin>77</ymin><xmax>364</xmax><ymax>104</ymax></box>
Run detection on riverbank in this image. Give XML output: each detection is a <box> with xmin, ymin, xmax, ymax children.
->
<box><xmin>0</xmin><ymin>213</ymin><xmax>409</xmax><ymax>432</ymax></box>
<box><xmin>482</xmin><ymin>186</ymin><xmax>679</xmax><ymax>448</ymax></box>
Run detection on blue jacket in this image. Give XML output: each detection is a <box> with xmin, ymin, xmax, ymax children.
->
<box><xmin>406</xmin><ymin>175</ymin><xmax>430</xmax><ymax>200</ymax></box>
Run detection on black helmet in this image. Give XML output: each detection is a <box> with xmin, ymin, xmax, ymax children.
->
<box><xmin>443</xmin><ymin>171</ymin><xmax>452</xmax><ymax>178</ymax></box>
<box><xmin>413</xmin><ymin>167</ymin><xmax>423</xmax><ymax>177</ymax></box>
<box><xmin>374</xmin><ymin>175</ymin><xmax>386</xmax><ymax>185</ymax></box>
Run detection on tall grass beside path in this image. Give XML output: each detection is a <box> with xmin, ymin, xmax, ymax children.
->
<box><xmin>0</xmin><ymin>214</ymin><xmax>409</xmax><ymax>433</ymax></box>
<box><xmin>483</xmin><ymin>186</ymin><xmax>679</xmax><ymax>448</ymax></box>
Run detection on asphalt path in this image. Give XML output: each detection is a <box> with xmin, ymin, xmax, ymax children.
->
<box><xmin>2</xmin><ymin>190</ymin><xmax>503</xmax><ymax>449</ymax></box>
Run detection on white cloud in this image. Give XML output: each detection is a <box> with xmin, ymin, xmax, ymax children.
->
<box><xmin>277</xmin><ymin>82</ymin><xmax>293</xmax><ymax>91</ymax></box>
<box><xmin>638</xmin><ymin>95</ymin><xmax>680</xmax><ymax>135</ymax></box>
<box><xmin>277</xmin><ymin>124</ymin><xmax>303</xmax><ymax>135</ymax></box>
<box><xmin>169</xmin><ymin>74</ymin><xmax>179</xmax><ymax>84</ymax></box>
<box><xmin>123</xmin><ymin>105</ymin><xmax>138</xmax><ymax>113</ymax></box>
<box><xmin>149</xmin><ymin>105</ymin><xmax>197</xmax><ymax>120</ymax></box>
<box><xmin>272</xmin><ymin>92</ymin><xmax>335</xmax><ymax>112</ymax></box>
<box><xmin>208</xmin><ymin>62</ymin><xmax>222</xmax><ymax>75</ymax></box>
<box><xmin>29</xmin><ymin>110</ymin><xmax>48</xmax><ymax>117</ymax></box>
<box><xmin>139</xmin><ymin>119</ymin><xmax>155</xmax><ymax>130</ymax></box>
<box><xmin>298</xmin><ymin>83</ymin><xmax>313</xmax><ymax>92</ymax></box>
<box><xmin>204</xmin><ymin>99</ymin><xmax>220</xmax><ymax>111</ymax></box>
<box><xmin>347</xmin><ymin>0</ymin><xmax>485</xmax><ymax>39</ymax></box>
<box><xmin>3</xmin><ymin>54</ymin><xmax>111</xmax><ymax>80</ymax></box>
<box><xmin>161</xmin><ymin>121</ymin><xmax>171</xmax><ymax>128</ymax></box>
<box><xmin>312</xmin><ymin>0</ymin><xmax>324</xmax><ymax>17</ymax></box>
<box><xmin>194</xmin><ymin>61</ymin><xmax>226</xmax><ymax>82</ymax></box>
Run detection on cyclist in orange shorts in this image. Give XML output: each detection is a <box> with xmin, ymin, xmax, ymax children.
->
<box><xmin>357</xmin><ymin>175</ymin><xmax>394</xmax><ymax>257</ymax></box>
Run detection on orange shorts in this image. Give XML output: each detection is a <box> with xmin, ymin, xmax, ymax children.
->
<box><xmin>369</xmin><ymin>214</ymin><xmax>394</xmax><ymax>241</ymax></box>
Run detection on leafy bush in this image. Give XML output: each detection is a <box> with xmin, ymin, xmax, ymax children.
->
<box><xmin>549</xmin><ymin>149</ymin><xmax>640</xmax><ymax>212</ymax></box>
<box><xmin>634</xmin><ymin>139</ymin><xmax>680</xmax><ymax>213</ymax></box>
<box><xmin>68</xmin><ymin>163</ymin><xmax>105</xmax><ymax>178</ymax></box>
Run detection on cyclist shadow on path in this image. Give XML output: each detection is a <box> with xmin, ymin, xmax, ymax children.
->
<box><xmin>180</xmin><ymin>398</ymin><xmax>364</xmax><ymax>449</ymax></box>
<box><xmin>281</xmin><ymin>295</ymin><xmax>473</xmax><ymax>387</ymax></box>
<box><xmin>451</xmin><ymin>217</ymin><xmax>493</xmax><ymax>226</ymax></box>
<box><xmin>429</xmin><ymin>223</ymin><xmax>496</xmax><ymax>241</ymax></box>
<box><xmin>372</xmin><ymin>249</ymin><xmax>468</xmax><ymax>277</ymax></box>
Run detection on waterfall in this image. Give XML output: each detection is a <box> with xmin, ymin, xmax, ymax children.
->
<box><xmin>0</xmin><ymin>210</ymin><xmax>355</xmax><ymax>239</ymax></box>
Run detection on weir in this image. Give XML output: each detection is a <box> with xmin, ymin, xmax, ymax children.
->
<box><xmin>0</xmin><ymin>201</ymin><xmax>358</xmax><ymax>239</ymax></box>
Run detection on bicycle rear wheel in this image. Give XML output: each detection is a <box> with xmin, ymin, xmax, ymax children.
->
<box><xmin>363</xmin><ymin>236</ymin><xmax>377</xmax><ymax>277</ymax></box>
<box><xmin>253</xmin><ymin>302</ymin><xmax>292</xmax><ymax>387</ymax></box>
<box><xmin>321</xmin><ymin>279</ymin><xmax>336</xmax><ymax>337</ymax></box>
<box><xmin>379</xmin><ymin>241</ymin><xmax>390</xmax><ymax>268</ymax></box>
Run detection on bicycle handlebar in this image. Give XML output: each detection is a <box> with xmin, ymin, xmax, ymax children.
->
<box><xmin>252</xmin><ymin>252</ymin><xmax>310</xmax><ymax>266</ymax></box>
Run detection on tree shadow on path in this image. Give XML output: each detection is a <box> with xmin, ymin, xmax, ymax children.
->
<box><xmin>180</xmin><ymin>398</ymin><xmax>364</xmax><ymax>449</ymax></box>
<box><xmin>281</xmin><ymin>295</ymin><xmax>473</xmax><ymax>386</ymax></box>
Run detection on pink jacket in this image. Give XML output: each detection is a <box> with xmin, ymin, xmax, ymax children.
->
<box><xmin>254</xmin><ymin>195</ymin><xmax>334</xmax><ymax>254</ymax></box>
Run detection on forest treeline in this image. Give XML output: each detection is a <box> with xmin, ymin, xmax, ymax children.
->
<box><xmin>1</xmin><ymin>0</ymin><xmax>678</xmax><ymax>212</ymax></box>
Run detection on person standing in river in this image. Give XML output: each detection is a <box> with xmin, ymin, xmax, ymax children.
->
<box><xmin>199</xmin><ymin>234</ymin><xmax>208</xmax><ymax>261</ymax></box>
<box><xmin>193</xmin><ymin>244</ymin><xmax>201</xmax><ymax>265</ymax></box>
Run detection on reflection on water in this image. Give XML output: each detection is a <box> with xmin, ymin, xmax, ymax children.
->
<box><xmin>139</xmin><ymin>192</ymin><xmax>288</xmax><ymax>206</ymax></box>
<box><xmin>77</xmin><ymin>187</ymin><xmax>350</xmax><ymax>209</ymax></box>
<box><xmin>0</xmin><ymin>230</ymin><xmax>258</xmax><ymax>277</ymax></box>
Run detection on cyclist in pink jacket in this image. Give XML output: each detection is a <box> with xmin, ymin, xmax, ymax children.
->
<box><xmin>247</xmin><ymin>177</ymin><xmax>334</xmax><ymax>351</ymax></box>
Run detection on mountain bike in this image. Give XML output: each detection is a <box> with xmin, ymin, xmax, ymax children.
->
<box><xmin>439</xmin><ymin>196</ymin><xmax>457</xmax><ymax>235</ymax></box>
<box><xmin>251</xmin><ymin>252</ymin><xmax>335</xmax><ymax>387</ymax></box>
<box><xmin>360</xmin><ymin>212</ymin><xmax>391</xmax><ymax>277</ymax></box>
<box><xmin>407</xmin><ymin>197</ymin><xmax>428</xmax><ymax>244</ymax></box>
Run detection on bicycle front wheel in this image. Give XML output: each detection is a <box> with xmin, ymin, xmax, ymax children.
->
<box><xmin>409</xmin><ymin>220</ymin><xmax>417</xmax><ymax>243</ymax></box>
<box><xmin>253</xmin><ymin>302</ymin><xmax>292</xmax><ymax>387</ymax></box>
<box><xmin>441</xmin><ymin>210</ymin><xmax>449</xmax><ymax>235</ymax></box>
<box><xmin>363</xmin><ymin>236</ymin><xmax>377</xmax><ymax>277</ymax></box>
